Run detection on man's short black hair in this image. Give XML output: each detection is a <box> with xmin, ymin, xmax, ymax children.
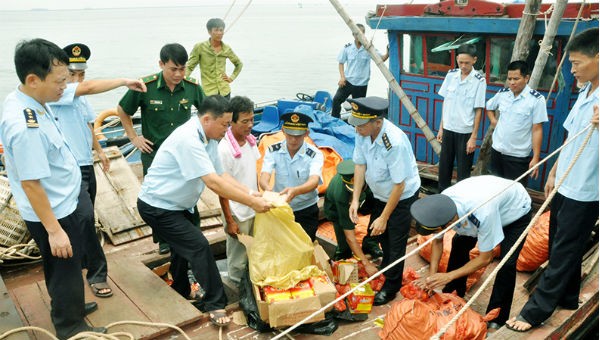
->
<box><xmin>159</xmin><ymin>43</ymin><xmax>188</xmax><ymax>66</ymax></box>
<box><xmin>567</xmin><ymin>28</ymin><xmax>599</xmax><ymax>57</ymax></box>
<box><xmin>14</xmin><ymin>38</ymin><xmax>69</xmax><ymax>84</ymax></box>
<box><xmin>198</xmin><ymin>95</ymin><xmax>231</xmax><ymax>118</ymax></box>
<box><xmin>229</xmin><ymin>96</ymin><xmax>254</xmax><ymax>122</ymax></box>
<box><xmin>207</xmin><ymin>18</ymin><xmax>225</xmax><ymax>31</ymax></box>
<box><xmin>456</xmin><ymin>44</ymin><xmax>477</xmax><ymax>58</ymax></box>
<box><xmin>507</xmin><ymin>60</ymin><xmax>531</xmax><ymax>76</ymax></box>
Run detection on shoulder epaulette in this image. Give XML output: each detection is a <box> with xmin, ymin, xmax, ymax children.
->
<box><xmin>448</xmin><ymin>68</ymin><xmax>459</xmax><ymax>73</ymax></box>
<box><xmin>499</xmin><ymin>87</ymin><xmax>510</xmax><ymax>93</ymax></box>
<box><xmin>306</xmin><ymin>147</ymin><xmax>316</xmax><ymax>158</ymax></box>
<box><xmin>382</xmin><ymin>133</ymin><xmax>392</xmax><ymax>151</ymax></box>
<box><xmin>578</xmin><ymin>84</ymin><xmax>589</xmax><ymax>93</ymax></box>
<box><xmin>474</xmin><ymin>72</ymin><xmax>485</xmax><ymax>81</ymax></box>
<box><xmin>344</xmin><ymin>43</ymin><xmax>351</xmax><ymax>48</ymax></box>
<box><xmin>23</xmin><ymin>108</ymin><xmax>39</xmax><ymax>128</ymax></box>
<box><xmin>183</xmin><ymin>75</ymin><xmax>198</xmax><ymax>85</ymax></box>
<box><xmin>268</xmin><ymin>142</ymin><xmax>282</xmax><ymax>153</ymax></box>
<box><xmin>529</xmin><ymin>89</ymin><xmax>542</xmax><ymax>98</ymax></box>
<box><xmin>468</xmin><ymin>214</ymin><xmax>481</xmax><ymax>228</ymax></box>
<box><xmin>142</xmin><ymin>74</ymin><xmax>158</xmax><ymax>84</ymax></box>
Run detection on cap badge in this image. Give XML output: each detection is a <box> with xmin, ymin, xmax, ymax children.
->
<box><xmin>72</xmin><ymin>45</ymin><xmax>81</xmax><ymax>57</ymax></box>
<box><xmin>351</xmin><ymin>102</ymin><xmax>359</xmax><ymax>111</ymax></box>
<box><xmin>291</xmin><ymin>114</ymin><xmax>300</xmax><ymax>123</ymax></box>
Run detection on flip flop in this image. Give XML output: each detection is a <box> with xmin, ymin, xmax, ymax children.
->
<box><xmin>506</xmin><ymin>315</ymin><xmax>534</xmax><ymax>332</ymax></box>
<box><xmin>90</xmin><ymin>282</ymin><xmax>113</xmax><ymax>298</ymax></box>
<box><xmin>209</xmin><ymin>309</ymin><xmax>230</xmax><ymax>327</ymax></box>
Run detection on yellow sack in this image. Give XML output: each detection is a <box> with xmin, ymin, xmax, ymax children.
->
<box><xmin>249</xmin><ymin>192</ymin><xmax>324</xmax><ymax>289</ymax></box>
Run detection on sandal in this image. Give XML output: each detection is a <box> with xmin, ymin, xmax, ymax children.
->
<box><xmin>209</xmin><ymin>309</ymin><xmax>230</xmax><ymax>327</ymax></box>
<box><xmin>90</xmin><ymin>282</ymin><xmax>113</xmax><ymax>298</ymax></box>
<box><xmin>506</xmin><ymin>315</ymin><xmax>534</xmax><ymax>332</ymax></box>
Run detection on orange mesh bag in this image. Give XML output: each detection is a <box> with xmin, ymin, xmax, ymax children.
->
<box><xmin>316</xmin><ymin>214</ymin><xmax>372</xmax><ymax>245</ymax></box>
<box><xmin>517</xmin><ymin>210</ymin><xmax>550</xmax><ymax>272</ymax></box>
<box><xmin>379</xmin><ymin>298</ymin><xmax>437</xmax><ymax>340</ymax></box>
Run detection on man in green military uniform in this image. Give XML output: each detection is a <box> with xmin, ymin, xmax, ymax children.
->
<box><xmin>324</xmin><ymin>160</ymin><xmax>383</xmax><ymax>276</ymax></box>
<box><xmin>118</xmin><ymin>43</ymin><xmax>205</xmax><ymax>176</ymax></box>
<box><xmin>117</xmin><ymin>43</ymin><xmax>204</xmax><ymax>254</ymax></box>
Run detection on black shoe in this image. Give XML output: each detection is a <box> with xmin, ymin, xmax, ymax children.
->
<box><xmin>158</xmin><ymin>243</ymin><xmax>170</xmax><ymax>255</ymax></box>
<box><xmin>373</xmin><ymin>290</ymin><xmax>397</xmax><ymax>306</ymax></box>
<box><xmin>87</xmin><ymin>326</ymin><xmax>107</xmax><ymax>334</ymax></box>
<box><xmin>84</xmin><ymin>302</ymin><xmax>98</xmax><ymax>315</ymax></box>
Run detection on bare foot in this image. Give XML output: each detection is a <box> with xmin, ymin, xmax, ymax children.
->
<box><xmin>506</xmin><ymin>315</ymin><xmax>533</xmax><ymax>332</ymax></box>
<box><xmin>209</xmin><ymin>309</ymin><xmax>231</xmax><ymax>327</ymax></box>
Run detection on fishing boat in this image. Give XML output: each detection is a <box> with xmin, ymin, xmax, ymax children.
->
<box><xmin>1</xmin><ymin>1</ymin><xmax>599</xmax><ymax>339</ymax></box>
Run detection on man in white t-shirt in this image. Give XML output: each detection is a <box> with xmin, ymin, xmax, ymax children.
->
<box><xmin>217</xmin><ymin>96</ymin><xmax>261</xmax><ymax>282</ymax></box>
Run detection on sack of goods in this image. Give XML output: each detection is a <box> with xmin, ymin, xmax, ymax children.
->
<box><xmin>380</xmin><ymin>268</ymin><xmax>499</xmax><ymax>340</ymax></box>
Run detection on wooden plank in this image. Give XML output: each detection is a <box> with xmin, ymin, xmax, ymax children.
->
<box><xmin>10</xmin><ymin>281</ymin><xmax>54</xmax><ymax>339</ymax></box>
<box><xmin>104</xmin><ymin>225</ymin><xmax>153</xmax><ymax>246</ymax></box>
<box><xmin>0</xmin><ymin>273</ymin><xmax>28</xmax><ymax>339</ymax></box>
<box><xmin>83</xmin><ymin>276</ymin><xmax>156</xmax><ymax>339</ymax></box>
<box><xmin>93</xmin><ymin>147</ymin><xmax>146</xmax><ymax>235</ymax></box>
<box><xmin>200</xmin><ymin>217</ymin><xmax>222</xmax><ymax>230</ymax></box>
<box><xmin>106</xmin><ymin>257</ymin><xmax>202</xmax><ymax>331</ymax></box>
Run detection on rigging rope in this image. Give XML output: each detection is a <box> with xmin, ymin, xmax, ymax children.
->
<box><xmin>223</xmin><ymin>0</ymin><xmax>238</xmax><ymax>20</ymax></box>
<box><xmin>224</xmin><ymin>0</ymin><xmax>253</xmax><ymax>34</ymax></box>
<box><xmin>432</xmin><ymin>124</ymin><xmax>596</xmax><ymax>339</ymax></box>
<box><xmin>272</xmin><ymin>122</ymin><xmax>596</xmax><ymax>340</ymax></box>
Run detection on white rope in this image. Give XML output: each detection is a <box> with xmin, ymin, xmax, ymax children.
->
<box><xmin>545</xmin><ymin>0</ymin><xmax>587</xmax><ymax>105</ymax></box>
<box><xmin>432</xmin><ymin>124</ymin><xmax>596</xmax><ymax>339</ymax></box>
<box><xmin>222</xmin><ymin>0</ymin><xmax>237</xmax><ymax>21</ymax></box>
<box><xmin>369</xmin><ymin>5</ymin><xmax>387</xmax><ymax>46</ymax></box>
<box><xmin>224</xmin><ymin>0</ymin><xmax>253</xmax><ymax>34</ymax></box>
<box><xmin>0</xmin><ymin>240</ymin><xmax>40</xmax><ymax>264</ymax></box>
<box><xmin>272</xmin><ymin>123</ymin><xmax>595</xmax><ymax>340</ymax></box>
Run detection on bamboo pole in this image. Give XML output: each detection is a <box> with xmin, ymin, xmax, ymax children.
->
<box><xmin>473</xmin><ymin>0</ymin><xmax>542</xmax><ymax>175</ymax></box>
<box><xmin>328</xmin><ymin>0</ymin><xmax>441</xmax><ymax>155</ymax></box>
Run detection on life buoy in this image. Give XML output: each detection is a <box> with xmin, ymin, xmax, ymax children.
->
<box><xmin>93</xmin><ymin>109</ymin><xmax>120</xmax><ymax>141</ymax></box>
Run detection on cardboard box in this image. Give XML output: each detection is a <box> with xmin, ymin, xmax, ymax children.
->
<box><xmin>312</xmin><ymin>241</ymin><xmax>334</xmax><ymax>281</ymax></box>
<box><xmin>348</xmin><ymin>283</ymin><xmax>375</xmax><ymax>314</ymax></box>
<box><xmin>309</xmin><ymin>276</ymin><xmax>337</xmax><ymax>312</ymax></box>
<box><xmin>332</xmin><ymin>260</ymin><xmax>359</xmax><ymax>285</ymax></box>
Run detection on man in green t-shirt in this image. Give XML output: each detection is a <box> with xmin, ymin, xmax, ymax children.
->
<box><xmin>324</xmin><ymin>160</ymin><xmax>383</xmax><ymax>277</ymax></box>
<box><xmin>117</xmin><ymin>43</ymin><xmax>204</xmax><ymax>254</ymax></box>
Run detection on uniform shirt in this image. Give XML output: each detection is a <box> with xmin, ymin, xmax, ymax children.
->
<box><xmin>442</xmin><ymin>175</ymin><xmax>531</xmax><ymax>252</ymax></box>
<box><xmin>486</xmin><ymin>85</ymin><xmax>548</xmax><ymax>157</ymax></box>
<box><xmin>353</xmin><ymin>119</ymin><xmax>421</xmax><ymax>201</ymax></box>
<box><xmin>0</xmin><ymin>88</ymin><xmax>81</xmax><ymax>221</ymax></box>
<box><xmin>119</xmin><ymin>72</ymin><xmax>204</xmax><ymax>153</ymax></box>
<box><xmin>261</xmin><ymin>140</ymin><xmax>323</xmax><ymax>211</ymax></box>
<box><xmin>324</xmin><ymin>174</ymin><xmax>369</xmax><ymax>230</ymax></box>
<box><xmin>218</xmin><ymin>134</ymin><xmax>260</xmax><ymax>222</ymax></box>
<box><xmin>556</xmin><ymin>83</ymin><xmax>599</xmax><ymax>202</ymax></box>
<box><xmin>138</xmin><ymin>117</ymin><xmax>223</xmax><ymax>211</ymax></box>
<box><xmin>185</xmin><ymin>40</ymin><xmax>243</xmax><ymax>96</ymax></box>
<box><xmin>439</xmin><ymin>68</ymin><xmax>487</xmax><ymax>134</ymax></box>
<box><xmin>48</xmin><ymin>83</ymin><xmax>97</xmax><ymax>166</ymax></box>
<box><xmin>337</xmin><ymin>42</ymin><xmax>381</xmax><ymax>86</ymax></box>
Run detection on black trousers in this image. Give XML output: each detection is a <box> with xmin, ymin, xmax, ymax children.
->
<box><xmin>521</xmin><ymin>193</ymin><xmax>599</xmax><ymax>326</ymax></box>
<box><xmin>137</xmin><ymin>199</ymin><xmax>227</xmax><ymax>312</ymax></box>
<box><xmin>332</xmin><ymin>81</ymin><xmax>368</xmax><ymax>118</ymax></box>
<box><xmin>79</xmin><ymin>165</ymin><xmax>108</xmax><ymax>285</ymax></box>
<box><xmin>294</xmin><ymin>203</ymin><xmax>319</xmax><ymax>242</ymax></box>
<box><xmin>490</xmin><ymin>148</ymin><xmax>530</xmax><ymax>187</ymax></box>
<box><xmin>26</xmin><ymin>190</ymin><xmax>94</xmax><ymax>339</ymax></box>
<box><xmin>438</xmin><ymin>129</ymin><xmax>474</xmax><ymax>192</ymax></box>
<box><xmin>370</xmin><ymin>193</ymin><xmax>418</xmax><ymax>294</ymax></box>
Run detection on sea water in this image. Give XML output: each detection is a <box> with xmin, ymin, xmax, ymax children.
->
<box><xmin>0</xmin><ymin>2</ymin><xmax>390</xmax><ymax>114</ymax></box>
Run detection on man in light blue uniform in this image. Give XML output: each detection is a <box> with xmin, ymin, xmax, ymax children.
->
<box><xmin>437</xmin><ymin>44</ymin><xmax>486</xmax><ymax>191</ymax></box>
<box><xmin>331</xmin><ymin>23</ymin><xmax>389</xmax><ymax>118</ymax></box>
<box><xmin>259</xmin><ymin>107</ymin><xmax>324</xmax><ymax>241</ymax></box>
<box><xmin>411</xmin><ymin>175</ymin><xmax>532</xmax><ymax>328</ymax></box>
<box><xmin>49</xmin><ymin>43</ymin><xmax>145</xmax><ymax>298</ymax></box>
<box><xmin>137</xmin><ymin>95</ymin><xmax>271</xmax><ymax>327</ymax></box>
<box><xmin>0</xmin><ymin>38</ymin><xmax>114</xmax><ymax>339</ymax></box>
<box><xmin>508</xmin><ymin>28</ymin><xmax>599</xmax><ymax>332</ymax></box>
<box><xmin>348</xmin><ymin>96</ymin><xmax>421</xmax><ymax>305</ymax></box>
<box><xmin>486</xmin><ymin>60</ymin><xmax>548</xmax><ymax>186</ymax></box>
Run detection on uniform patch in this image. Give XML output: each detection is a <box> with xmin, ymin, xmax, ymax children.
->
<box><xmin>382</xmin><ymin>133</ymin><xmax>392</xmax><ymax>151</ymax></box>
<box><xmin>344</xmin><ymin>43</ymin><xmax>351</xmax><ymax>48</ymax></box>
<box><xmin>198</xmin><ymin>131</ymin><xmax>206</xmax><ymax>144</ymax></box>
<box><xmin>499</xmin><ymin>87</ymin><xmax>510</xmax><ymax>93</ymax></box>
<box><xmin>468</xmin><ymin>214</ymin><xmax>481</xmax><ymax>228</ymax></box>
<box><xmin>306</xmin><ymin>148</ymin><xmax>316</xmax><ymax>158</ymax></box>
<box><xmin>269</xmin><ymin>142</ymin><xmax>282</xmax><ymax>152</ymax></box>
<box><xmin>150</xmin><ymin>100</ymin><xmax>163</xmax><ymax>105</ymax></box>
<box><xmin>448</xmin><ymin>68</ymin><xmax>459</xmax><ymax>73</ymax></box>
<box><xmin>529</xmin><ymin>89</ymin><xmax>542</xmax><ymax>98</ymax></box>
<box><xmin>474</xmin><ymin>72</ymin><xmax>485</xmax><ymax>81</ymax></box>
<box><xmin>142</xmin><ymin>74</ymin><xmax>158</xmax><ymax>83</ymax></box>
<box><xmin>183</xmin><ymin>75</ymin><xmax>198</xmax><ymax>84</ymax></box>
<box><xmin>23</xmin><ymin>108</ymin><xmax>39</xmax><ymax>128</ymax></box>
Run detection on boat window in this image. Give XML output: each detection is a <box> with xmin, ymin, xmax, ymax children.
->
<box><xmin>489</xmin><ymin>37</ymin><xmax>560</xmax><ymax>90</ymax></box>
<box><xmin>426</xmin><ymin>36</ymin><xmax>454</xmax><ymax>77</ymax></box>
<box><xmin>401</xmin><ymin>34</ymin><xmax>424</xmax><ymax>75</ymax></box>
